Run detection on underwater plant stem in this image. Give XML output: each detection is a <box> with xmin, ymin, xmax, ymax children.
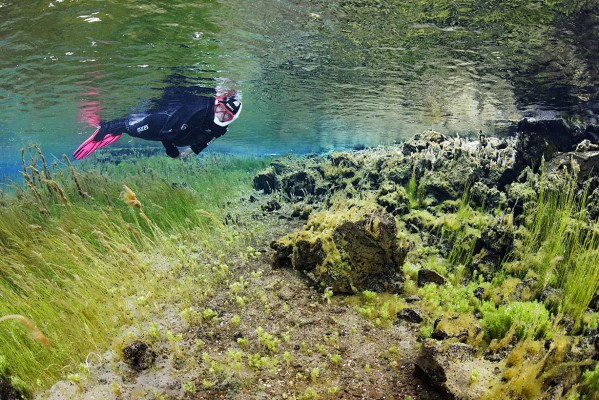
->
<box><xmin>0</xmin><ymin>315</ymin><xmax>50</xmax><ymax>347</ymax></box>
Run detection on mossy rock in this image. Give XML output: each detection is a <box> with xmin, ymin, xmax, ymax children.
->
<box><xmin>253</xmin><ymin>168</ymin><xmax>279</xmax><ymax>194</ymax></box>
<box><xmin>382</xmin><ymin>156</ymin><xmax>414</xmax><ymax>185</ymax></box>
<box><xmin>376</xmin><ymin>182</ymin><xmax>410</xmax><ymax>215</ymax></box>
<box><xmin>329</xmin><ymin>152</ymin><xmax>359</xmax><ymax>168</ymax></box>
<box><xmin>281</xmin><ymin>170</ymin><xmax>318</xmax><ymax>199</ymax></box>
<box><xmin>271</xmin><ymin>205</ymin><xmax>407</xmax><ymax>293</ymax></box>
<box><xmin>432</xmin><ymin>314</ymin><xmax>482</xmax><ymax>346</ymax></box>
<box><xmin>470</xmin><ymin>182</ymin><xmax>506</xmax><ymax>210</ymax></box>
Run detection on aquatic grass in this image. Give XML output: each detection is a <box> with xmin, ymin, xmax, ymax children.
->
<box><xmin>417</xmin><ymin>279</ymin><xmax>481</xmax><ymax>318</ymax></box>
<box><xmin>0</xmin><ymin>149</ymin><xmax>268</xmax><ymax>394</ymax></box>
<box><xmin>511</xmin><ymin>162</ymin><xmax>599</xmax><ymax>322</ymax></box>
<box><xmin>479</xmin><ymin>300</ymin><xmax>551</xmax><ymax>342</ymax></box>
<box><xmin>0</xmin><ymin>315</ymin><xmax>49</xmax><ymax>348</ymax></box>
<box><xmin>430</xmin><ymin>190</ymin><xmax>491</xmax><ymax>283</ymax></box>
<box><xmin>0</xmin><ymin>199</ymin><xmax>150</xmax><ymax>389</ymax></box>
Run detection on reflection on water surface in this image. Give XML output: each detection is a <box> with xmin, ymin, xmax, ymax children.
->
<box><xmin>0</xmin><ymin>0</ymin><xmax>597</xmax><ymax>179</ymax></box>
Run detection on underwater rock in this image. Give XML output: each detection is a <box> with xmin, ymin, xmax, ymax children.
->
<box><xmin>376</xmin><ymin>181</ymin><xmax>410</xmax><ymax>215</ymax></box>
<box><xmin>585</xmin><ymin>123</ymin><xmax>599</xmax><ymax>143</ymax></box>
<box><xmin>396</xmin><ymin>307</ymin><xmax>423</xmax><ymax>323</ymax></box>
<box><xmin>271</xmin><ymin>206</ymin><xmax>407</xmax><ymax>293</ymax></box>
<box><xmin>329</xmin><ymin>152</ymin><xmax>358</xmax><ymax>169</ymax></box>
<box><xmin>262</xmin><ymin>199</ymin><xmax>281</xmax><ymax>212</ymax></box>
<box><xmin>470</xmin><ymin>217</ymin><xmax>515</xmax><ymax>278</ymax></box>
<box><xmin>123</xmin><ymin>340</ymin><xmax>156</xmax><ymax>372</ymax></box>
<box><xmin>402</xmin><ymin>130</ymin><xmax>448</xmax><ymax>156</ymax></box>
<box><xmin>281</xmin><ymin>170</ymin><xmax>317</xmax><ymax>200</ymax></box>
<box><xmin>431</xmin><ymin>315</ymin><xmax>481</xmax><ymax>344</ymax></box>
<box><xmin>546</xmin><ymin>150</ymin><xmax>599</xmax><ymax>181</ymax></box>
<box><xmin>405</xmin><ymin>295</ymin><xmax>422</xmax><ymax>303</ymax></box>
<box><xmin>253</xmin><ymin>168</ymin><xmax>279</xmax><ymax>194</ymax></box>
<box><xmin>517</xmin><ymin>117</ymin><xmax>582</xmax><ymax>153</ymax></box>
<box><xmin>415</xmin><ymin>340</ymin><xmax>497</xmax><ymax>400</ymax></box>
<box><xmin>270</xmin><ymin>159</ymin><xmax>292</xmax><ymax>175</ymax></box>
<box><xmin>470</xmin><ymin>182</ymin><xmax>506</xmax><ymax>210</ymax></box>
<box><xmin>575</xmin><ymin>139</ymin><xmax>599</xmax><ymax>152</ymax></box>
<box><xmin>539</xmin><ymin>286</ymin><xmax>565</xmax><ymax>314</ymax></box>
<box><xmin>513</xmin><ymin>118</ymin><xmax>585</xmax><ymax>175</ymax></box>
<box><xmin>0</xmin><ymin>377</ymin><xmax>23</xmax><ymax>400</ymax></box>
<box><xmin>417</xmin><ymin>268</ymin><xmax>445</xmax><ymax>287</ymax></box>
<box><xmin>381</xmin><ymin>156</ymin><xmax>414</xmax><ymax>185</ymax></box>
<box><xmin>291</xmin><ymin>204</ymin><xmax>312</xmax><ymax>220</ymax></box>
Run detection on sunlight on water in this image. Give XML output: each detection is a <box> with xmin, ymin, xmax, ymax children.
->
<box><xmin>0</xmin><ymin>0</ymin><xmax>598</xmax><ymax>181</ymax></box>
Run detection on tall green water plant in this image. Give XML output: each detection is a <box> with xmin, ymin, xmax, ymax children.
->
<box><xmin>0</xmin><ymin>148</ymin><xmax>267</xmax><ymax>394</ymax></box>
<box><xmin>514</xmin><ymin>161</ymin><xmax>599</xmax><ymax>322</ymax></box>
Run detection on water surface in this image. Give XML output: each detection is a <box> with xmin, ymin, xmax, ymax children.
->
<box><xmin>1</xmin><ymin>0</ymin><xmax>598</xmax><ymax>180</ymax></box>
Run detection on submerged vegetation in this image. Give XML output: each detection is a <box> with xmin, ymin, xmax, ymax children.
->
<box><xmin>0</xmin><ymin>146</ymin><xmax>268</xmax><ymax>394</ymax></box>
<box><xmin>3</xmin><ymin>124</ymin><xmax>599</xmax><ymax>399</ymax></box>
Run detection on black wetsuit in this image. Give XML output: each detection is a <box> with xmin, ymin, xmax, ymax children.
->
<box><xmin>101</xmin><ymin>90</ymin><xmax>228</xmax><ymax>158</ymax></box>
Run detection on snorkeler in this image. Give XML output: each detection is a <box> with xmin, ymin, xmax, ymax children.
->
<box><xmin>73</xmin><ymin>86</ymin><xmax>242</xmax><ymax>160</ymax></box>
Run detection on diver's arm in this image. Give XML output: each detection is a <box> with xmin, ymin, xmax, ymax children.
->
<box><xmin>178</xmin><ymin>148</ymin><xmax>194</xmax><ymax>158</ymax></box>
<box><xmin>191</xmin><ymin>136</ymin><xmax>216</xmax><ymax>155</ymax></box>
<box><xmin>161</xmin><ymin>140</ymin><xmax>180</xmax><ymax>158</ymax></box>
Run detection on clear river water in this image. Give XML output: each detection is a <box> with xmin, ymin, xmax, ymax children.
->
<box><xmin>1</xmin><ymin>0</ymin><xmax>598</xmax><ymax>181</ymax></box>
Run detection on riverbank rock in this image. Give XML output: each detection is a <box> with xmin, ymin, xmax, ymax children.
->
<box><xmin>122</xmin><ymin>341</ymin><xmax>156</xmax><ymax>372</ymax></box>
<box><xmin>253</xmin><ymin>168</ymin><xmax>278</xmax><ymax>194</ymax></box>
<box><xmin>0</xmin><ymin>377</ymin><xmax>23</xmax><ymax>400</ymax></box>
<box><xmin>414</xmin><ymin>340</ymin><xmax>499</xmax><ymax>400</ymax></box>
<box><xmin>271</xmin><ymin>205</ymin><xmax>408</xmax><ymax>293</ymax></box>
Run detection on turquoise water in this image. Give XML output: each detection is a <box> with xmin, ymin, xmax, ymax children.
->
<box><xmin>1</xmin><ymin>0</ymin><xmax>598</xmax><ymax>180</ymax></box>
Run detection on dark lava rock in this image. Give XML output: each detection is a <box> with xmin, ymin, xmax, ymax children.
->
<box><xmin>517</xmin><ymin>118</ymin><xmax>582</xmax><ymax>153</ymax></box>
<box><xmin>417</xmin><ymin>268</ymin><xmax>446</xmax><ymax>287</ymax></box>
<box><xmin>0</xmin><ymin>377</ymin><xmax>23</xmax><ymax>400</ymax></box>
<box><xmin>262</xmin><ymin>199</ymin><xmax>281</xmax><ymax>212</ymax></box>
<box><xmin>397</xmin><ymin>308</ymin><xmax>423</xmax><ymax>323</ymax></box>
<box><xmin>281</xmin><ymin>171</ymin><xmax>316</xmax><ymax>199</ymax></box>
<box><xmin>123</xmin><ymin>340</ymin><xmax>156</xmax><ymax>371</ymax></box>
<box><xmin>405</xmin><ymin>295</ymin><xmax>422</xmax><ymax>303</ymax></box>
<box><xmin>291</xmin><ymin>205</ymin><xmax>312</xmax><ymax>220</ymax></box>
<box><xmin>513</xmin><ymin>118</ymin><xmax>586</xmax><ymax>174</ymax></box>
<box><xmin>253</xmin><ymin>168</ymin><xmax>278</xmax><ymax>194</ymax></box>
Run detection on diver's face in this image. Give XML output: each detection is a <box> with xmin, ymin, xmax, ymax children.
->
<box><xmin>214</xmin><ymin>97</ymin><xmax>242</xmax><ymax>127</ymax></box>
<box><xmin>215</xmin><ymin>101</ymin><xmax>235</xmax><ymax>123</ymax></box>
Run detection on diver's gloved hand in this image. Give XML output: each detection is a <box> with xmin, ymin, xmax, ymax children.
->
<box><xmin>178</xmin><ymin>148</ymin><xmax>194</xmax><ymax>158</ymax></box>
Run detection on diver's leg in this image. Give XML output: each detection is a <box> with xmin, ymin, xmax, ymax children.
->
<box><xmin>126</xmin><ymin>112</ymin><xmax>169</xmax><ymax>141</ymax></box>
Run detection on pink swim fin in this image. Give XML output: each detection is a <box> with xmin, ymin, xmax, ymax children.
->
<box><xmin>73</xmin><ymin>129</ymin><xmax>122</xmax><ymax>160</ymax></box>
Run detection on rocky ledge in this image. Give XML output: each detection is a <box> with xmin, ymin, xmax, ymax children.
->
<box><xmin>252</xmin><ymin>117</ymin><xmax>599</xmax><ymax>399</ymax></box>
